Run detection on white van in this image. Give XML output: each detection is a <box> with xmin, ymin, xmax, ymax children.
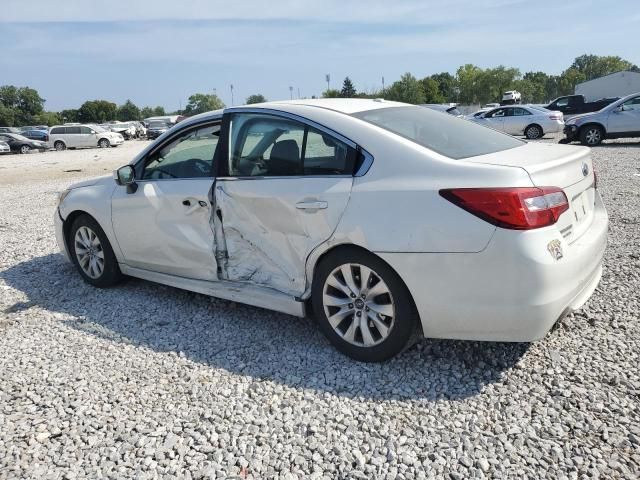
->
<box><xmin>49</xmin><ymin>124</ymin><xmax>124</xmax><ymax>151</ymax></box>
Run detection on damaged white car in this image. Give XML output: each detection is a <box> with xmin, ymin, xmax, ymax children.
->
<box><xmin>55</xmin><ymin>99</ymin><xmax>608</xmax><ymax>362</ymax></box>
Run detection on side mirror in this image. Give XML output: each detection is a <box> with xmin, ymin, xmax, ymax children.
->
<box><xmin>615</xmin><ymin>105</ymin><xmax>624</xmax><ymax>112</ymax></box>
<box><xmin>114</xmin><ymin>165</ymin><xmax>138</xmax><ymax>193</ymax></box>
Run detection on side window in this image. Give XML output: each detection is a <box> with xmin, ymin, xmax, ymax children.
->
<box><xmin>621</xmin><ymin>96</ymin><xmax>640</xmax><ymax>111</ymax></box>
<box><xmin>513</xmin><ymin>108</ymin><xmax>531</xmax><ymax>116</ymax></box>
<box><xmin>80</xmin><ymin>126</ymin><xmax>92</xmax><ymax>134</ymax></box>
<box><xmin>51</xmin><ymin>127</ymin><xmax>65</xmax><ymax>134</ymax></box>
<box><xmin>228</xmin><ymin>113</ymin><xmax>356</xmax><ymax>177</ymax></box>
<box><xmin>68</xmin><ymin>127</ymin><xmax>81</xmax><ymax>135</ymax></box>
<box><xmin>489</xmin><ymin>109</ymin><xmax>506</xmax><ymax>118</ymax></box>
<box><xmin>142</xmin><ymin>123</ymin><xmax>220</xmax><ymax>180</ymax></box>
<box><xmin>556</xmin><ymin>97</ymin><xmax>569</xmax><ymax>107</ymax></box>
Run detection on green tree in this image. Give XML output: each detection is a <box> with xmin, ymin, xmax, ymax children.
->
<box><xmin>557</xmin><ymin>68</ymin><xmax>587</xmax><ymax>96</ymax></box>
<box><xmin>0</xmin><ymin>86</ymin><xmax>46</xmax><ymax>125</ymax></box>
<box><xmin>59</xmin><ymin>109</ymin><xmax>79</xmax><ymax>123</ymax></box>
<box><xmin>246</xmin><ymin>94</ymin><xmax>267</xmax><ymax>104</ymax></box>
<box><xmin>34</xmin><ymin>111</ymin><xmax>60</xmax><ymax>126</ymax></box>
<box><xmin>429</xmin><ymin>72</ymin><xmax>457</xmax><ymax>102</ymax></box>
<box><xmin>384</xmin><ymin>73</ymin><xmax>426</xmax><ymax>104</ymax></box>
<box><xmin>0</xmin><ymin>85</ymin><xmax>20</xmax><ymax>110</ymax></box>
<box><xmin>117</xmin><ymin>99</ymin><xmax>141</xmax><ymax>121</ymax></box>
<box><xmin>77</xmin><ymin>100</ymin><xmax>117</xmax><ymax>123</ymax></box>
<box><xmin>456</xmin><ymin>64</ymin><xmax>483</xmax><ymax>104</ymax></box>
<box><xmin>153</xmin><ymin>106</ymin><xmax>166</xmax><ymax>116</ymax></box>
<box><xmin>340</xmin><ymin>77</ymin><xmax>357</xmax><ymax>97</ymax></box>
<box><xmin>184</xmin><ymin>93</ymin><xmax>225</xmax><ymax>115</ymax></box>
<box><xmin>421</xmin><ymin>77</ymin><xmax>445</xmax><ymax>103</ymax></box>
<box><xmin>570</xmin><ymin>54</ymin><xmax>639</xmax><ymax>81</ymax></box>
<box><xmin>0</xmin><ymin>103</ymin><xmax>15</xmax><ymax>127</ymax></box>
<box><xmin>322</xmin><ymin>89</ymin><xmax>341</xmax><ymax>98</ymax></box>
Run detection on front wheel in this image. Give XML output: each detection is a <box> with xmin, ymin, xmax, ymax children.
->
<box><xmin>69</xmin><ymin>214</ymin><xmax>123</xmax><ymax>287</ymax></box>
<box><xmin>312</xmin><ymin>248</ymin><xmax>418</xmax><ymax>362</ymax></box>
<box><xmin>98</xmin><ymin>138</ymin><xmax>110</xmax><ymax>148</ymax></box>
<box><xmin>580</xmin><ymin>125</ymin><xmax>604</xmax><ymax>146</ymax></box>
<box><xmin>20</xmin><ymin>145</ymin><xmax>31</xmax><ymax>154</ymax></box>
<box><xmin>524</xmin><ymin>124</ymin><xmax>542</xmax><ymax>140</ymax></box>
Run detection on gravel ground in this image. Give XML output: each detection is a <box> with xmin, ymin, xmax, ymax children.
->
<box><xmin>0</xmin><ymin>135</ymin><xmax>639</xmax><ymax>479</ymax></box>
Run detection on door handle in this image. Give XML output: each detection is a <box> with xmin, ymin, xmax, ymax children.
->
<box><xmin>296</xmin><ymin>200</ymin><xmax>328</xmax><ymax>210</ymax></box>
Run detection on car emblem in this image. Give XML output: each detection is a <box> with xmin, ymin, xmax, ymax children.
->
<box><xmin>582</xmin><ymin>163</ymin><xmax>589</xmax><ymax>177</ymax></box>
<box><xmin>547</xmin><ymin>239</ymin><xmax>563</xmax><ymax>261</ymax></box>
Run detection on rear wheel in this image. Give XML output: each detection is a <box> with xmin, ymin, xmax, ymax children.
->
<box><xmin>524</xmin><ymin>124</ymin><xmax>542</xmax><ymax>139</ymax></box>
<box><xmin>99</xmin><ymin>138</ymin><xmax>110</xmax><ymax>148</ymax></box>
<box><xmin>68</xmin><ymin>214</ymin><xmax>122</xmax><ymax>287</ymax></box>
<box><xmin>20</xmin><ymin>145</ymin><xmax>31</xmax><ymax>154</ymax></box>
<box><xmin>580</xmin><ymin>125</ymin><xmax>604</xmax><ymax>146</ymax></box>
<box><xmin>312</xmin><ymin>248</ymin><xmax>418</xmax><ymax>362</ymax></box>
<box><xmin>54</xmin><ymin>141</ymin><xmax>66</xmax><ymax>151</ymax></box>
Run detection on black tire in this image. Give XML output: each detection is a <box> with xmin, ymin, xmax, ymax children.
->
<box><xmin>580</xmin><ymin>124</ymin><xmax>604</xmax><ymax>146</ymax></box>
<box><xmin>312</xmin><ymin>248</ymin><xmax>418</xmax><ymax>362</ymax></box>
<box><xmin>524</xmin><ymin>124</ymin><xmax>543</xmax><ymax>140</ymax></box>
<box><xmin>68</xmin><ymin>214</ymin><xmax>123</xmax><ymax>288</ymax></box>
<box><xmin>20</xmin><ymin>145</ymin><xmax>31</xmax><ymax>154</ymax></box>
<box><xmin>99</xmin><ymin>138</ymin><xmax>110</xmax><ymax>148</ymax></box>
<box><xmin>54</xmin><ymin>141</ymin><xmax>66</xmax><ymax>151</ymax></box>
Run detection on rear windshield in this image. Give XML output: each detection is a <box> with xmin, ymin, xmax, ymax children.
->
<box><xmin>353</xmin><ymin>106</ymin><xmax>523</xmax><ymax>159</ymax></box>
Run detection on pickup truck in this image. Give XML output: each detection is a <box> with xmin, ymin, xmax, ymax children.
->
<box><xmin>544</xmin><ymin>95</ymin><xmax>618</xmax><ymax>116</ymax></box>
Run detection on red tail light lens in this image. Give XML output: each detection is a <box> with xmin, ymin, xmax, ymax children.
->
<box><xmin>549</xmin><ymin>113</ymin><xmax>563</xmax><ymax>121</ymax></box>
<box><xmin>440</xmin><ymin>187</ymin><xmax>569</xmax><ymax>230</ymax></box>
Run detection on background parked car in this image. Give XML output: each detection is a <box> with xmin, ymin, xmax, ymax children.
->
<box><xmin>22</xmin><ymin>129</ymin><xmax>50</xmax><ymax>143</ymax></box>
<box><xmin>107</xmin><ymin>122</ymin><xmax>136</xmax><ymax>140</ymax></box>
<box><xmin>49</xmin><ymin>124</ymin><xmax>124</xmax><ymax>151</ymax></box>
<box><xmin>500</xmin><ymin>90</ymin><xmax>521</xmax><ymax>105</ymax></box>
<box><xmin>544</xmin><ymin>94</ymin><xmax>618</xmax><ymax>117</ymax></box>
<box><xmin>465</xmin><ymin>108</ymin><xmax>492</xmax><ymax>119</ymax></box>
<box><xmin>561</xmin><ymin>92</ymin><xmax>640</xmax><ymax>146</ymax></box>
<box><xmin>0</xmin><ymin>133</ymin><xmax>48</xmax><ymax>153</ymax></box>
<box><xmin>0</xmin><ymin>127</ymin><xmax>22</xmax><ymax>134</ymax></box>
<box><xmin>0</xmin><ymin>141</ymin><xmax>10</xmax><ymax>154</ymax></box>
<box><xmin>470</xmin><ymin>105</ymin><xmax>564</xmax><ymax>139</ymax></box>
<box><xmin>145</xmin><ymin>120</ymin><xmax>170</xmax><ymax>139</ymax></box>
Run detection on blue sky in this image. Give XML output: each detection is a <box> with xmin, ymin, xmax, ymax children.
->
<box><xmin>2</xmin><ymin>0</ymin><xmax>639</xmax><ymax>111</ymax></box>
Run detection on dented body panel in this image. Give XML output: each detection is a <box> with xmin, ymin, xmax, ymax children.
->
<box><xmin>213</xmin><ymin>177</ymin><xmax>352</xmax><ymax>296</ymax></box>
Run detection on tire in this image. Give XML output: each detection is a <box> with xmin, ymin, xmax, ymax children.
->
<box><xmin>580</xmin><ymin>125</ymin><xmax>604</xmax><ymax>146</ymax></box>
<box><xmin>312</xmin><ymin>248</ymin><xmax>418</xmax><ymax>362</ymax></box>
<box><xmin>68</xmin><ymin>214</ymin><xmax>123</xmax><ymax>288</ymax></box>
<box><xmin>54</xmin><ymin>141</ymin><xmax>66</xmax><ymax>151</ymax></box>
<box><xmin>99</xmin><ymin>138</ymin><xmax>110</xmax><ymax>148</ymax></box>
<box><xmin>524</xmin><ymin>124</ymin><xmax>543</xmax><ymax>140</ymax></box>
<box><xmin>20</xmin><ymin>145</ymin><xmax>31</xmax><ymax>154</ymax></box>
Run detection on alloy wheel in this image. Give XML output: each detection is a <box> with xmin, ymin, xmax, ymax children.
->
<box><xmin>322</xmin><ymin>263</ymin><xmax>395</xmax><ymax>347</ymax></box>
<box><xmin>585</xmin><ymin>128</ymin><xmax>601</xmax><ymax>145</ymax></box>
<box><xmin>20</xmin><ymin>145</ymin><xmax>30</xmax><ymax>154</ymax></box>
<box><xmin>74</xmin><ymin>226</ymin><xmax>105</xmax><ymax>279</ymax></box>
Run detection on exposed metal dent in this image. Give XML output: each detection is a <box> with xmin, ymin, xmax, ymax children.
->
<box><xmin>119</xmin><ymin>265</ymin><xmax>305</xmax><ymax>317</ymax></box>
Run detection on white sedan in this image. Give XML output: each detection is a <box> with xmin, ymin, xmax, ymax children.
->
<box><xmin>54</xmin><ymin>99</ymin><xmax>607</xmax><ymax>362</ymax></box>
<box><xmin>471</xmin><ymin>105</ymin><xmax>564</xmax><ymax>139</ymax></box>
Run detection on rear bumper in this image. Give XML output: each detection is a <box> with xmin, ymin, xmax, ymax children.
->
<box><xmin>378</xmin><ymin>191</ymin><xmax>608</xmax><ymax>342</ymax></box>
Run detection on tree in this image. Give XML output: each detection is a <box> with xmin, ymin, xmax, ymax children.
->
<box><xmin>0</xmin><ymin>103</ymin><xmax>15</xmax><ymax>127</ymax></box>
<box><xmin>456</xmin><ymin>64</ymin><xmax>483</xmax><ymax>104</ymax></box>
<box><xmin>340</xmin><ymin>77</ymin><xmax>357</xmax><ymax>97</ymax></box>
<box><xmin>421</xmin><ymin>77</ymin><xmax>445</xmax><ymax>103</ymax></box>
<box><xmin>59</xmin><ymin>109</ymin><xmax>79</xmax><ymax>123</ymax></box>
<box><xmin>77</xmin><ymin>100</ymin><xmax>117</xmax><ymax>123</ymax></box>
<box><xmin>570</xmin><ymin>54</ymin><xmax>639</xmax><ymax>81</ymax></box>
<box><xmin>34</xmin><ymin>111</ymin><xmax>60</xmax><ymax>126</ymax></box>
<box><xmin>429</xmin><ymin>72</ymin><xmax>457</xmax><ymax>102</ymax></box>
<box><xmin>153</xmin><ymin>106</ymin><xmax>166</xmax><ymax>116</ymax></box>
<box><xmin>558</xmin><ymin>68</ymin><xmax>587</xmax><ymax>96</ymax></box>
<box><xmin>322</xmin><ymin>89</ymin><xmax>341</xmax><ymax>98</ymax></box>
<box><xmin>184</xmin><ymin>93</ymin><xmax>225</xmax><ymax>115</ymax></box>
<box><xmin>0</xmin><ymin>85</ymin><xmax>45</xmax><ymax>125</ymax></box>
<box><xmin>246</xmin><ymin>94</ymin><xmax>267</xmax><ymax>104</ymax></box>
<box><xmin>384</xmin><ymin>73</ymin><xmax>425</xmax><ymax>104</ymax></box>
<box><xmin>117</xmin><ymin>99</ymin><xmax>141</xmax><ymax>121</ymax></box>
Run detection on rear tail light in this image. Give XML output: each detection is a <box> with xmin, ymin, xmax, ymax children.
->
<box><xmin>440</xmin><ymin>187</ymin><xmax>569</xmax><ymax>230</ymax></box>
<box><xmin>549</xmin><ymin>113</ymin><xmax>563</xmax><ymax>120</ymax></box>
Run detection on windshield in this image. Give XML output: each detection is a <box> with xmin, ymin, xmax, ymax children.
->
<box><xmin>8</xmin><ymin>133</ymin><xmax>30</xmax><ymax>141</ymax></box>
<box><xmin>352</xmin><ymin>106</ymin><xmax>524</xmax><ymax>160</ymax></box>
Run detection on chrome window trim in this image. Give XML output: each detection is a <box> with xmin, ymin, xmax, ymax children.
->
<box><xmin>355</xmin><ymin>148</ymin><xmax>374</xmax><ymax>177</ymax></box>
<box><xmin>216</xmin><ymin>174</ymin><xmax>353</xmax><ymax>181</ymax></box>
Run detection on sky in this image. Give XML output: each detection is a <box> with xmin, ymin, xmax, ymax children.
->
<box><xmin>1</xmin><ymin>0</ymin><xmax>639</xmax><ymax>112</ymax></box>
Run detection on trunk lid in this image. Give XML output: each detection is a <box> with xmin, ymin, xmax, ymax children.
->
<box><xmin>466</xmin><ymin>143</ymin><xmax>596</xmax><ymax>242</ymax></box>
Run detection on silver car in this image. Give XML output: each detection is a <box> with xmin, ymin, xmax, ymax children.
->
<box><xmin>0</xmin><ymin>141</ymin><xmax>10</xmax><ymax>154</ymax></box>
<box><xmin>562</xmin><ymin>92</ymin><xmax>640</xmax><ymax>146</ymax></box>
<box><xmin>471</xmin><ymin>105</ymin><xmax>564</xmax><ymax>139</ymax></box>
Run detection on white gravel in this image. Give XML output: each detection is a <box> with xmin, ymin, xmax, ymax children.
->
<box><xmin>1</xmin><ymin>135</ymin><xmax>639</xmax><ymax>479</ymax></box>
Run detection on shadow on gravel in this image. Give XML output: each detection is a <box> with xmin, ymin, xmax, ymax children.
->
<box><xmin>1</xmin><ymin>254</ymin><xmax>530</xmax><ymax>401</ymax></box>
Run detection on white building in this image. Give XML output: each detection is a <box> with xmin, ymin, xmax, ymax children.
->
<box><xmin>575</xmin><ymin>70</ymin><xmax>640</xmax><ymax>101</ymax></box>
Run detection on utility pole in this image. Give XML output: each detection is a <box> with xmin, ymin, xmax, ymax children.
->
<box><xmin>289</xmin><ymin>86</ymin><xmax>293</xmax><ymax>100</ymax></box>
<box><xmin>382</xmin><ymin>76</ymin><xmax>385</xmax><ymax>94</ymax></box>
<box><xmin>325</xmin><ymin>74</ymin><xmax>330</xmax><ymax>92</ymax></box>
<box><xmin>230</xmin><ymin>84</ymin><xmax>234</xmax><ymax>106</ymax></box>
<box><xmin>297</xmin><ymin>87</ymin><xmax>301</xmax><ymax>99</ymax></box>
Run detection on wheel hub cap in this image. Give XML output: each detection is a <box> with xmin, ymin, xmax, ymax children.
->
<box><xmin>322</xmin><ymin>263</ymin><xmax>395</xmax><ymax>347</ymax></box>
<box><xmin>74</xmin><ymin>226</ymin><xmax>105</xmax><ymax>279</ymax></box>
